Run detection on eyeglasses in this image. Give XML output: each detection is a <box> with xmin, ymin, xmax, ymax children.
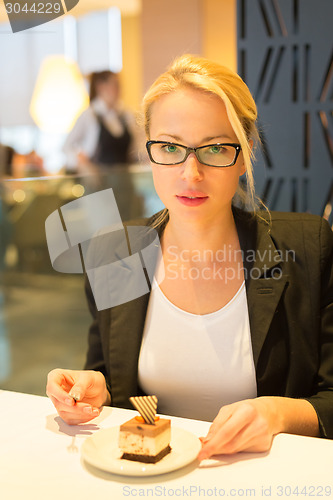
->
<box><xmin>146</xmin><ymin>141</ymin><xmax>242</xmax><ymax>168</ymax></box>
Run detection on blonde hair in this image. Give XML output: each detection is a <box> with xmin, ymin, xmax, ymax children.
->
<box><xmin>142</xmin><ymin>54</ymin><xmax>262</xmax><ymax>225</ymax></box>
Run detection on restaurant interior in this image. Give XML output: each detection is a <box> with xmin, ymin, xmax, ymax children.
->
<box><xmin>0</xmin><ymin>0</ymin><xmax>332</xmax><ymax>399</ymax></box>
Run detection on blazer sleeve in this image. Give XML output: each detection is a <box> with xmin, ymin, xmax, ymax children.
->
<box><xmin>304</xmin><ymin>218</ymin><xmax>333</xmax><ymax>438</ymax></box>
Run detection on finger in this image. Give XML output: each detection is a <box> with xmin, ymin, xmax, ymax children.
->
<box><xmin>60</xmin><ymin>403</ymin><xmax>100</xmax><ymax>425</ymax></box>
<box><xmin>49</xmin><ymin>396</ymin><xmax>100</xmax><ymax>425</ymax></box>
<box><xmin>48</xmin><ymin>394</ymin><xmax>76</xmax><ymax>415</ymax></box>
<box><xmin>198</xmin><ymin>404</ymin><xmax>255</xmax><ymax>459</ymax></box>
<box><xmin>201</xmin><ymin>406</ymin><xmax>234</xmax><ymax>443</ymax></box>
<box><xmin>57</xmin><ymin>408</ymin><xmax>100</xmax><ymax>425</ymax></box>
<box><xmin>47</xmin><ymin>370</ymin><xmax>93</xmax><ymax>405</ymax></box>
<box><xmin>46</xmin><ymin>370</ymin><xmax>76</xmax><ymax>406</ymax></box>
<box><xmin>203</xmin><ymin>416</ymin><xmax>272</xmax><ymax>455</ymax></box>
<box><xmin>68</xmin><ymin>371</ymin><xmax>99</xmax><ymax>402</ymax></box>
<box><xmin>49</xmin><ymin>397</ymin><xmax>93</xmax><ymax>414</ymax></box>
<box><xmin>234</xmin><ymin>415</ymin><xmax>272</xmax><ymax>453</ymax></box>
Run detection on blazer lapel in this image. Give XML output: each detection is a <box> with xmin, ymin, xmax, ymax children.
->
<box><xmin>106</xmin><ymin>221</ymin><xmax>162</xmax><ymax>407</ymax></box>
<box><xmin>235</xmin><ymin>210</ymin><xmax>289</xmax><ymax>367</ymax></box>
<box><xmin>108</xmin><ymin>292</ymin><xmax>150</xmax><ymax>408</ymax></box>
<box><xmin>246</xmin><ymin>271</ymin><xmax>288</xmax><ymax>367</ymax></box>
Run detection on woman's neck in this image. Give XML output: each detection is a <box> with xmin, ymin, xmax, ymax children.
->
<box><xmin>161</xmin><ymin>208</ymin><xmax>240</xmax><ymax>258</ymax></box>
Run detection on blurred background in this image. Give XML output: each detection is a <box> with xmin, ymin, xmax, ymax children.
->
<box><xmin>0</xmin><ymin>0</ymin><xmax>332</xmax><ymax>396</ymax></box>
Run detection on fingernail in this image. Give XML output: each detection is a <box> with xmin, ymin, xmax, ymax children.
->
<box><xmin>83</xmin><ymin>406</ymin><xmax>99</xmax><ymax>416</ymax></box>
<box><xmin>69</xmin><ymin>392</ymin><xmax>81</xmax><ymax>401</ymax></box>
<box><xmin>65</xmin><ymin>398</ymin><xmax>74</xmax><ymax>406</ymax></box>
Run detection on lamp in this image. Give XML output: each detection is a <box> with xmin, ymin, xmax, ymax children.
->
<box><xmin>29</xmin><ymin>55</ymin><xmax>89</xmax><ymax>133</ymax></box>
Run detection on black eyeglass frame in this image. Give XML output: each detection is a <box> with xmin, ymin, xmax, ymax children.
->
<box><xmin>146</xmin><ymin>140</ymin><xmax>242</xmax><ymax>168</ymax></box>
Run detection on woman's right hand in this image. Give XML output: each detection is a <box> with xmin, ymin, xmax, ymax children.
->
<box><xmin>46</xmin><ymin>368</ymin><xmax>111</xmax><ymax>425</ymax></box>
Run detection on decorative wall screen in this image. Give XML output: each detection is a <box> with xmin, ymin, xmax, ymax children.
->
<box><xmin>237</xmin><ymin>0</ymin><xmax>333</xmax><ymax>215</ymax></box>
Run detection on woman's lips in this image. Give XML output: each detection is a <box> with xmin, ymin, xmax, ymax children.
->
<box><xmin>176</xmin><ymin>192</ymin><xmax>209</xmax><ymax>207</ymax></box>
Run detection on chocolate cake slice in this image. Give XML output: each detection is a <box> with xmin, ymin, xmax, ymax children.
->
<box><xmin>118</xmin><ymin>417</ymin><xmax>171</xmax><ymax>463</ymax></box>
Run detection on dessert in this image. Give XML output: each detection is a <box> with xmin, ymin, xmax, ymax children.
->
<box><xmin>118</xmin><ymin>396</ymin><xmax>171</xmax><ymax>463</ymax></box>
<box><xmin>119</xmin><ymin>416</ymin><xmax>171</xmax><ymax>463</ymax></box>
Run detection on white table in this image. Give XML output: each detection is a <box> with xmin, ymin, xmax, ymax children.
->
<box><xmin>1</xmin><ymin>390</ymin><xmax>333</xmax><ymax>500</ymax></box>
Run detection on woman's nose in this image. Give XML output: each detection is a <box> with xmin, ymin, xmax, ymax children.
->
<box><xmin>180</xmin><ymin>153</ymin><xmax>203</xmax><ymax>181</ymax></box>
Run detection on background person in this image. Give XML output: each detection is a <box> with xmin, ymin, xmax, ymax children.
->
<box><xmin>47</xmin><ymin>55</ymin><xmax>333</xmax><ymax>459</ymax></box>
<box><xmin>63</xmin><ymin>70</ymin><xmax>142</xmax><ymax>173</ymax></box>
<box><xmin>63</xmin><ymin>70</ymin><xmax>144</xmax><ymax>220</ymax></box>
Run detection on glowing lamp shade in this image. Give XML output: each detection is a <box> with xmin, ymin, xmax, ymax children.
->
<box><xmin>30</xmin><ymin>56</ymin><xmax>89</xmax><ymax>133</ymax></box>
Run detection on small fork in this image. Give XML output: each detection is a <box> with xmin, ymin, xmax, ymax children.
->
<box><xmin>67</xmin><ymin>436</ymin><xmax>78</xmax><ymax>453</ymax></box>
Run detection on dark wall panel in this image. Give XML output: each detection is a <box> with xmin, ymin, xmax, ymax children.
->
<box><xmin>238</xmin><ymin>0</ymin><xmax>333</xmax><ymax>214</ymax></box>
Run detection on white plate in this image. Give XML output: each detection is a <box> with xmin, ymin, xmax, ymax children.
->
<box><xmin>81</xmin><ymin>426</ymin><xmax>201</xmax><ymax>476</ymax></box>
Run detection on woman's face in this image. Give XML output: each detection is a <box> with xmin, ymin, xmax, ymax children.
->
<box><xmin>97</xmin><ymin>75</ymin><xmax>120</xmax><ymax>108</ymax></box>
<box><xmin>148</xmin><ymin>87</ymin><xmax>246</xmax><ymax>226</ymax></box>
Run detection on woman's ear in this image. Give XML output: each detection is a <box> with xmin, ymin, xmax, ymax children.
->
<box><xmin>239</xmin><ymin>164</ymin><xmax>246</xmax><ymax>177</ymax></box>
<box><xmin>239</xmin><ymin>139</ymin><xmax>253</xmax><ymax>177</ymax></box>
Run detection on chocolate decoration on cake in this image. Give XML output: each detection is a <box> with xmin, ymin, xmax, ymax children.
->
<box><xmin>129</xmin><ymin>395</ymin><xmax>158</xmax><ymax>425</ymax></box>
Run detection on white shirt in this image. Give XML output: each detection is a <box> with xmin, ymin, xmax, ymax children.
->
<box><xmin>62</xmin><ymin>97</ymin><xmax>143</xmax><ymax>169</ymax></box>
<box><xmin>138</xmin><ymin>281</ymin><xmax>257</xmax><ymax>421</ymax></box>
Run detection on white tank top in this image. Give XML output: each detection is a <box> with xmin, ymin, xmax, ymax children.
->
<box><xmin>138</xmin><ymin>280</ymin><xmax>257</xmax><ymax>422</ymax></box>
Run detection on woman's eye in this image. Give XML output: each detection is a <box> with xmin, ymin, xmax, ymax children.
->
<box><xmin>209</xmin><ymin>146</ymin><xmax>223</xmax><ymax>153</ymax></box>
<box><xmin>162</xmin><ymin>145</ymin><xmax>178</xmax><ymax>153</ymax></box>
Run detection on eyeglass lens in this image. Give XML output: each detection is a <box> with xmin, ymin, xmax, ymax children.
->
<box><xmin>149</xmin><ymin>143</ymin><xmax>238</xmax><ymax>167</ymax></box>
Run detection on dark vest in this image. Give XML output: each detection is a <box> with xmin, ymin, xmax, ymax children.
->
<box><xmin>92</xmin><ymin>113</ymin><xmax>132</xmax><ymax>166</ymax></box>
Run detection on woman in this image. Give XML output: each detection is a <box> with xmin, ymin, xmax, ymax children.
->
<box><xmin>47</xmin><ymin>55</ymin><xmax>333</xmax><ymax>459</ymax></box>
<box><xmin>63</xmin><ymin>70</ymin><xmax>141</xmax><ymax>171</ymax></box>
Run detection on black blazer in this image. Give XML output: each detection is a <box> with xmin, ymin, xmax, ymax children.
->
<box><xmin>84</xmin><ymin>208</ymin><xmax>333</xmax><ymax>438</ymax></box>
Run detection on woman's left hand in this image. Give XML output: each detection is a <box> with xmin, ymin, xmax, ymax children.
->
<box><xmin>197</xmin><ymin>397</ymin><xmax>280</xmax><ymax>460</ymax></box>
